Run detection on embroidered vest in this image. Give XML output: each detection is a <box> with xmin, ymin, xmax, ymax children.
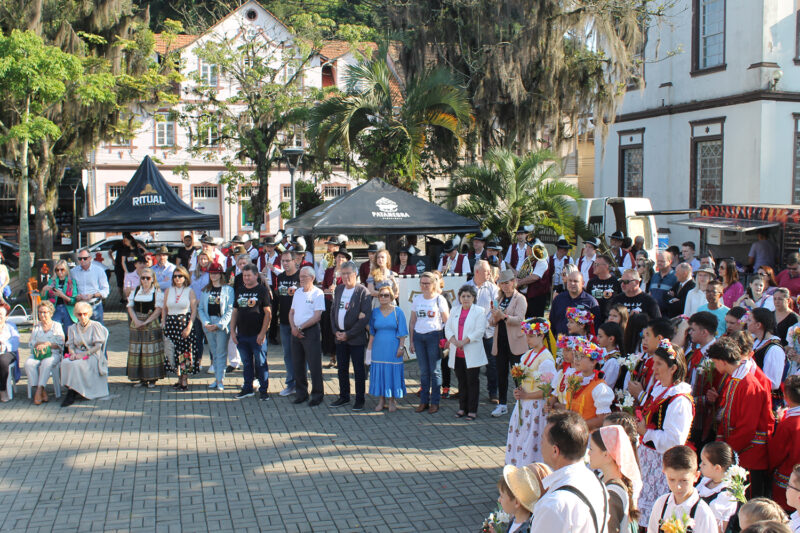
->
<box><xmin>571</xmin><ymin>378</ymin><xmax>604</xmax><ymax>421</ymax></box>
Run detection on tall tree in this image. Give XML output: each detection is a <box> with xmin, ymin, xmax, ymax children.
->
<box><xmin>0</xmin><ymin>30</ymin><xmax>83</xmax><ymax>279</ymax></box>
<box><xmin>388</xmin><ymin>0</ymin><xmax>658</xmax><ymax>152</ymax></box>
<box><xmin>447</xmin><ymin>147</ymin><xmax>582</xmax><ymax>246</ymax></box>
<box><xmin>308</xmin><ymin>46</ymin><xmax>472</xmax><ymax>192</ymax></box>
<box><xmin>0</xmin><ymin>0</ymin><xmax>181</xmax><ymax>260</ymax></box>
<box><xmin>176</xmin><ymin>25</ymin><xmax>328</xmax><ymax>231</ymax></box>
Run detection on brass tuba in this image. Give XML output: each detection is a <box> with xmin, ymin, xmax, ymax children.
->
<box><xmin>516</xmin><ymin>239</ymin><xmax>548</xmax><ymax>294</ymax></box>
<box><xmin>532</xmin><ymin>239</ymin><xmax>548</xmax><ymax>262</ymax></box>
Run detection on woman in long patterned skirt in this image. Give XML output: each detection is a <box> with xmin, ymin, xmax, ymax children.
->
<box><xmin>162</xmin><ymin>266</ymin><xmax>198</xmax><ymax>391</ymax></box>
<box><xmin>506</xmin><ymin>318</ymin><xmax>557</xmax><ymax>466</ymax></box>
<box><xmin>126</xmin><ymin>267</ymin><xmax>166</xmax><ymax>387</ymax></box>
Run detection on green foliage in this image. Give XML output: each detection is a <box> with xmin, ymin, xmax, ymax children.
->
<box><xmin>308</xmin><ymin>45</ymin><xmax>472</xmax><ymax>191</ymax></box>
<box><xmin>278</xmin><ymin>180</ymin><xmax>323</xmax><ymax>219</ymax></box>
<box><xmin>448</xmin><ymin>147</ymin><xmax>582</xmax><ymax>245</ymax></box>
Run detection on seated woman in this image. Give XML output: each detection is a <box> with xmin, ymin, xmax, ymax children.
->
<box><xmin>61</xmin><ymin>301</ymin><xmax>109</xmax><ymax>407</ymax></box>
<box><xmin>0</xmin><ymin>306</ymin><xmax>20</xmax><ymax>402</ymax></box>
<box><xmin>25</xmin><ymin>301</ymin><xmax>65</xmax><ymax>404</ymax></box>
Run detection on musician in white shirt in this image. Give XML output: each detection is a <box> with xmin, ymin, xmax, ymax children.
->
<box><xmin>505</xmin><ymin>226</ymin><xmax>531</xmax><ymax>272</ymax></box>
<box><xmin>531</xmin><ymin>410</ymin><xmax>609</xmax><ymax>533</ymax></box>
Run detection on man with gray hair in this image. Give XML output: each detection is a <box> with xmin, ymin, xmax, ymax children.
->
<box><xmin>289</xmin><ymin>266</ymin><xmax>326</xmax><ymax>406</ymax></box>
<box><xmin>467</xmin><ymin>260</ymin><xmax>500</xmax><ymax>402</ymax></box>
<box><xmin>329</xmin><ymin>261</ymin><xmax>373</xmax><ymax>410</ymax></box>
<box><xmin>666</xmin><ymin>262</ymin><xmax>696</xmax><ymax>317</ymax></box>
<box><xmin>608</xmin><ymin>268</ymin><xmax>662</xmax><ymax>317</ymax></box>
<box><xmin>649</xmin><ymin>250</ymin><xmax>677</xmax><ymax>314</ymax></box>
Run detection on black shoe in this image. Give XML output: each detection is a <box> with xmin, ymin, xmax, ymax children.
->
<box><xmin>226</xmin><ymin>365</ymin><xmax>238</xmax><ymax>373</ymax></box>
<box><xmin>352</xmin><ymin>400</ymin><xmax>365</xmax><ymax>411</ymax></box>
<box><xmin>235</xmin><ymin>390</ymin><xmax>255</xmax><ymax>400</ymax></box>
<box><xmin>61</xmin><ymin>390</ymin><xmax>76</xmax><ymax>407</ymax></box>
<box><xmin>292</xmin><ymin>396</ymin><xmax>308</xmax><ymax>404</ymax></box>
<box><xmin>330</xmin><ymin>397</ymin><xmax>349</xmax><ymax>407</ymax></box>
<box><xmin>259</xmin><ymin>393</ymin><xmax>270</xmax><ymax>401</ymax></box>
<box><xmin>309</xmin><ymin>398</ymin><xmax>323</xmax><ymax>406</ymax></box>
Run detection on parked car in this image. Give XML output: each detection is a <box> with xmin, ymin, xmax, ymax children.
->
<box><xmin>83</xmin><ymin>233</ymin><xmax>154</xmax><ymax>271</ymax></box>
<box><xmin>0</xmin><ymin>238</ymin><xmax>19</xmax><ymax>270</ymax></box>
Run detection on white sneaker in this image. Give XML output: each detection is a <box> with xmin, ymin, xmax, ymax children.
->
<box><xmin>279</xmin><ymin>386</ymin><xmax>295</xmax><ymax>397</ymax></box>
<box><xmin>491</xmin><ymin>405</ymin><xmax>508</xmax><ymax>417</ymax></box>
<box><xmin>206</xmin><ymin>366</ymin><xmax>215</xmax><ymax>374</ymax></box>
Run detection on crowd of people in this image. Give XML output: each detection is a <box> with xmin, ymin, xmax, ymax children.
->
<box><xmin>1</xmin><ymin>226</ymin><xmax>799</xmax><ymax>533</ymax></box>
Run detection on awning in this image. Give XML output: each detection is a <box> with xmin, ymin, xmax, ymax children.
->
<box><xmin>672</xmin><ymin>216</ymin><xmax>781</xmax><ymax>232</ymax></box>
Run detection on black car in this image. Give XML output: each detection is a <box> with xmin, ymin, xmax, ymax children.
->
<box><xmin>0</xmin><ymin>239</ymin><xmax>19</xmax><ymax>269</ymax></box>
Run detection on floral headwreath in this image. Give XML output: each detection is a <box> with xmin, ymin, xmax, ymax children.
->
<box><xmin>521</xmin><ymin>318</ymin><xmax>550</xmax><ymax>336</ymax></box>
<box><xmin>556</xmin><ymin>334</ymin><xmax>583</xmax><ymax>350</ymax></box>
<box><xmin>575</xmin><ymin>339</ymin><xmax>604</xmax><ymax>361</ymax></box>
<box><xmin>566</xmin><ymin>307</ymin><xmax>594</xmax><ymax>325</ymax></box>
<box><xmin>657</xmin><ymin>338</ymin><xmax>677</xmax><ymax>360</ymax></box>
<box><xmin>739</xmin><ymin>311</ymin><xmax>751</xmax><ymax>325</ymax></box>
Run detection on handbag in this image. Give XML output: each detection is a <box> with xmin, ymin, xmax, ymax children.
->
<box><xmin>393</xmin><ymin>308</ymin><xmax>410</xmax><ymax>361</ymax></box>
<box><xmin>33</xmin><ymin>345</ymin><xmax>52</xmax><ymax>361</ymax></box>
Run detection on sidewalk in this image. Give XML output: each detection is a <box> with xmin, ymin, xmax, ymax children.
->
<box><xmin>0</xmin><ymin>312</ymin><xmax>506</xmax><ymax>532</ymax></box>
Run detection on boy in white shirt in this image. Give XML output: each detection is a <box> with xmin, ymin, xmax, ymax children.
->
<box><xmin>648</xmin><ymin>445</ymin><xmax>717</xmax><ymax>533</ymax></box>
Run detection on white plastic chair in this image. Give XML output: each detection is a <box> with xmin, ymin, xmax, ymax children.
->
<box><xmin>6</xmin><ymin>361</ymin><xmax>15</xmax><ymax>400</ymax></box>
<box><xmin>6</xmin><ymin>304</ymin><xmax>33</xmax><ymax>327</ymax></box>
<box><xmin>26</xmin><ymin>360</ymin><xmax>62</xmax><ymax>399</ymax></box>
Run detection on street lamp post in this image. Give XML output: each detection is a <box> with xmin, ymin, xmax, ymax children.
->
<box><xmin>282</xmin><ymin>147</ymin><xmax>304</xmax><ymax>219</ymax></box>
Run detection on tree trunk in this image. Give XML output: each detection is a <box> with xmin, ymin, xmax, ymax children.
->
<box><xmin>18</xmin><ymin>97</ymin><xmax>32</xmax><ymax>281</ymax></box>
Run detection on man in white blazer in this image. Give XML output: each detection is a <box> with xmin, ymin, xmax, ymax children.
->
<box><xmin>531</xmin><ymin>410</ymin><xmax>609</xmax><ymax>533</ymax></box>
<box><xmin>444</xmin><ymin>284</ymin><xmax>487</xmax><ymax>419</ymax></box>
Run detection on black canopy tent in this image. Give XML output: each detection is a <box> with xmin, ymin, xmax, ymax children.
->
<box><xmin>284</xmin><ymin>178</ymin><xmax>479</xmax><ymax>235</ymax></box>
<box><xmin>80</xmin><ymin>156</ymin><xmax>220</xmax><ymax>232</ymax></box>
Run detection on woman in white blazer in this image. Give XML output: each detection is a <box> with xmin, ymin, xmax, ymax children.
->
<box><xmin>445</xmin><ymin>284</ymin><xmax>488</xmax><ymax>420</ymax></box>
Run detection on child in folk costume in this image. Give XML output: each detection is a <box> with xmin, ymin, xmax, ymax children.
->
<box><xmin>626</xmin><ymin>318</ymin><xmax>676</xmax><ymax>407</ymax></box>
<box><xmin>493</xmin><ymin>463</ymin><xmax>551</xmax><ymax>533</ymax></box>
<box><xmin>697</xmin><ymin>441</ymin><xmax>740</xmax><ymax>532</ymax></box>
<box><xmin>589</xmin><ymin>425</ymin><xmax>643</xmax><ymax>533</ymax></box>
<box><xmin>786</xmin><ymin>466</ymin><xmax>800</xmax><ymax>533</ymax></box>
<box><xmin>737</xmin><ymin>499</ymin><xmax>789</xmax><ymax>531</ymax></box>
<box><xmin>569</xmin><ymin>338</ymin><xmax>615</xmax><ymax>430</ymax></box>
<box><xmin>549</xmin><ymin>335</ymin><xmax>579</xmax><ymax>409</ymax></box>
<box><xmin>635</xmin><ymin>339</ymin><xmax>694</xmax><ymax>526</ymax></box>
<box><xmin>566</xmin><ymin>306</ymin><xmax>596</xmax><ymax>342</ymax></box>
<box><xmin>597</xmin><ymin>321</ymin><xmax>625</xmax><ymax>388</ymax></box>
<box><xmin>505</xmin><ymin>318</ymin><xmax>557</xmax><ymax>466</ymax></box>
<box><xmin>769</xmin><ymin>375</ymin><xmax>800</xmax><ymax>511</ymax></box>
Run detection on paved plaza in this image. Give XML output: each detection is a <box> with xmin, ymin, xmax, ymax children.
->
<box><xmin>0</xmin><ymin>312</ymin><xmax>506</xmax><ymax>532</ymax></box>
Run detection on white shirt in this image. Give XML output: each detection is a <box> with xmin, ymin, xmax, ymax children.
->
<box><xmin>246</xmin><ymin>244</ymin><xmax>259</xmax><ymax>262</ymax></box>
<box><xmin>579</xmin><ymin>254</ymin><xmax>596</xmax><ymax>281</ymax></box>
<box><xmin>152</xmin><ymin>262</ymin><xmax>175</xmax><ymax>289</ymax></box>
<box><xmin>437</xmin><ymin>254</ymin><xmax>471</xmax><ymax>274</ymax></box>
<box><xmin>601</xmin><ymin>350</ymin><xmax>620</xmax><ymax>387</ymax></box>
<box><xmin>683</xmin><ymin>286</ymin><xmax>708</xmax><ymax>316</ymax></box>
<box><xmin>127</xmin><ymin>286</ymin><xmax>165</xmax><ymax>309</ymax></box>
<box><xmin>467</xmin><ymin>279</ymin><xmax>498</xmax><ymax>338</ymax></box>
<box><xmin>753</xmin><ymin>335</ymin><xmax>786</xmax><ymax>389</ymax></box>
<box><xmin>70</xmin><ymin>262</ymin><xmax>110</xmax><ymax>300</ymax></box>
<box><xmin>790</xmin><ymin>511</ymin><xmax>799</xmax><ymax>533</ymax></box>
<box><xmin>641</xmin><ymin>381</ymin><xmax>693</xmax><ymax>454</ymax></box>
<box><xmin>578</xmin><ymin>373</ymin><xmax>614</xmax><ymax>414</ymax></box>
<box><xmin>411</xmin><ymin>294</ymin><xmax>449</xmax><ymax>334</ymax></box>
<box><xmin>552</xmin><ymin>254</ymin><xmax>574</xmax><ymax>286</ymax></box>
<box><xmin>290</xmin><ymin>286</ymin><xmax>325</xmax><ymax>327</ymax></box>
<box><xmin>165</xmin><ymin>286</ymin><xmax>192</xmax><ymax>315</ymax></box>
<box><xmin>531</xmin><ymin>462</ymin><xmax>608</xmax><ymax>533</ymax></box>
<box><xmin>647</xmin><ymin>491</ymin><xmax>717</xmax><ymax>533</ymax></box>
<box><xmin>505</xmin><ymin>243</ymin><xmax>529</xmax><ymax>271</ymax></box>
<box><xmin>337</xmin><ymin>287</ymin><xmax>355</xmax><ymax>330</ymax></box>
<box><xmin>696</xmin><ymin>477</ymin><xmax>738</xmax><ymax>531</ymax></box>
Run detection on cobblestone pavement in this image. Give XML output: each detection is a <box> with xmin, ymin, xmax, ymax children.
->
<box><xmin>0</xmin><ymin>311</ymin><xmax>507</xmax><ymax>532</ymax></box>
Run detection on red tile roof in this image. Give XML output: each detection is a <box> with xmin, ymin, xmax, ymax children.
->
<box><xmin>153</xmin><ymin>33</ymin><xmax>198</xmax><ymax>54</ymax></box>
<box><xmin>318</xmin><ymin>40</ymin><xmax>377</xmax><ymax>60</ymax></box>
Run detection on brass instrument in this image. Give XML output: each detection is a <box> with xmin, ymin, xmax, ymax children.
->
<box><xmin>596</xmin><ymin>234</ymin><xmax>620</xmax><ymax>273</ymax></box>
<box><xmin>324</xmin><ymin>252</ymin><xmax>335</xmax><ymax>269</ymax></box>
<box><xmin>517</xmin><ymin>239</ymin><xmax>549</xmax><ymax>294</ymax></box>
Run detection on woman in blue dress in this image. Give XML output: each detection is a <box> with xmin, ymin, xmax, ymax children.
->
<box><xmin>367</xmin><ymin>286</ymin><xmax>408</xmax><ymax>412</ymax></box>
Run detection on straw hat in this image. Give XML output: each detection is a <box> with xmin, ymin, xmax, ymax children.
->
<box><xmin>502</xmin><ymin>462</ymin><xmax>551</xmax><ymax>512</ymax></box>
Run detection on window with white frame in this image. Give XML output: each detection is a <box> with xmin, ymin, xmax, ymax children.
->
<box><xmin>193</xmin><ymin>185</ymin><xmax>218</xmax><ymax>199</ymax></box>
<box><xmin>200</xmin><ymin>62</ymin><xmax>218</xmax><ymax>86</ymax></box>
<box><xmin>696</xmin><ymin>0</ymin><xmax>725</xmax><ymax>70</ymax></box>
<box><xmin>196</xmin><ymin>120</ymin><xmax>219</xmax><ymax>147</ymax></box>
<box><xmin>156</xmin><ymin>115</ymin><xmax>175</xmax><ymax>147</ymax></box>
<box><xmin>109</xmin><ymin>185</ymin><xmax>125</xmax><ymax>205</ymax></box>
<box><xmin>323</xmin><ymin>185</ymin><xmax>347</xmax><ymax>199</ymax></box>
<box><xmin>690</xmin><ymin>118</ymin><xmax>724</xmax><ymax>208</ymax></box>
<box><xmin>281</xmin><ymin>185</ymin><xmax>292</xmax><ymax>201</ymax></box>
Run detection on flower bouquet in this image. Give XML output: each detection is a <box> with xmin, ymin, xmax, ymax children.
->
<box><xmin>510</xmin><ymin>363</ymin><xmax>529</xmax><ymax>425</ymax></box>
<box><xmin>698</xmin><ymin>357</ymin><xmax>715</xmax><ymax>385</ymax></box>
<box><xmin>617</xmin><ymin>390</ymin><xmax>635</xmax><ymax>415</ymax></box>
<box><xmin>535</xmin><ymin>371</ymin><xmax>555</xmax><ymax>400</ymax></box>
<box><xmin>439</xmin><ymin>337</ymin><xmax>449</xmax><ymax>360</ymax></box>
<box><xmin>565</xmin><ymin>373</ymin><xmax>583</xmax><ymax>410</ymax></box>
<box><xmin>660</xmin><ymin>512</ymin><xmax>694</xmax><ymax>533</ymax></box>
<box><xmin>791</xmin><ymin>326</ymin><xmax>800</xmax><ymax>354</ymax></box>
<box><xmin>621</xmin><ymin>352</ymin><xmax>642</xmax><ymax>380</ymax></box>
<box><xmin>481</xmin><ymin>505</ymin><xmax>511</xmax><ymax>533</ymax></box>
<box><xmin>722</xmin><ymin>464</ymin><xmax>750</xmax><ymax>503</ymax></box>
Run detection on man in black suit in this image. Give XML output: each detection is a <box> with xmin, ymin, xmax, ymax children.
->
<box><xmin>666</xmin><ymin>262</ymin><xmax>696</xmax><ymax>317</ymax></box>
<box><xmin>329</xmin><ymin>259</ymin><xmax>373</xmax><ymax>411</ymax></box>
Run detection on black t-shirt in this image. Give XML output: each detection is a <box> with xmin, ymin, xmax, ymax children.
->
<box><xmin>207</xmin><ymin>287</ymin><xmax>222</xmax><ymax>317</ymax></box>
<box><xmin>497</xmin><ymin>295</ymin><xmax>512</xmax><ymax>347</ymax></box>
<box><xmin>233</xmin><ymin>272</ymin><xmax>264</xmax><ymax>293</ymax></box>
<box><xmin>608</xmin><ymin>292</ymin><xmax>661</xmax><ymax>319</ymax></box>
<box><xmin>586</xmin><ymin>275</ymin><xmax>621</xmax><ymax>322</ymax></box>
<box><xmin>276</xmin><ymin>271</ymin><xmax>300</xmax><ymax>325</ymax></box>
<box><xmin>234</xmin><ymin>283</ymin><xmax>271</xmax><ymax>337</ymax></box>
<box><xmin>176</xmin><ymin>246</ymin><xmax>195</xmax><ymax>268</ymax></box>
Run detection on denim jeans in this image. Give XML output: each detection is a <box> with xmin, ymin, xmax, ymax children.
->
<box><xmin>279</xmin><ymin>324</ymin><xmax>295</xmax><ymax>389</ymax></box>
<box><xmin>53</xmin><ymin>304</ymin><xmax>74</xmax><ymax>339</ymax></box>
<box><xmin>204</xmin><ymin>319</ymin><xmax>229</xmax><ymax>384</ymax></box>
<box><xmin>413</xmin><ymin>330</ymin><xmax>442</xmax><ymax>405</ymax></box>
<box><xmin>236</xmin><ymin>334</ymin><xmax>268</xmax><ymax>395</ymax></box>
<box><xmin>483</xmin><ymin>337</ymin><xmax>498</xmax><ymax>397</ymax></box>
<box><xmin>90</xmin><ymin>302</ymin><xmax>103</xmax><ymax>324</ymax></box>
<box><xmin>336</xmin><ymin>343</ymin><xmax>365</xmax><ymax>402</ymax></box>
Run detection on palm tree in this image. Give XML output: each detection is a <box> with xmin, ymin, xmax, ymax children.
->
<box><xmin>448</xmin><ymin>147</ymin><xmax>582</xmax><ymax>244</ymax></box>
<box><xmin>308</xmin><ymin>45</ymin><xmax>472</xmax><ymax>191</ymax></box>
